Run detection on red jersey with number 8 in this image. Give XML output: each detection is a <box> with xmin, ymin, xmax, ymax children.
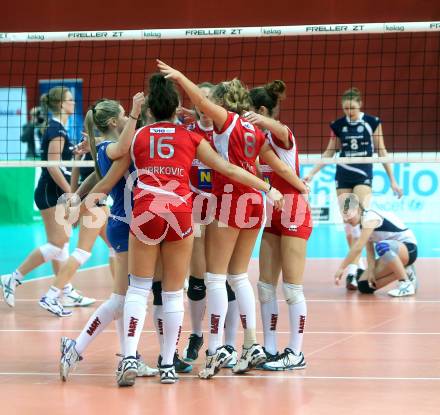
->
<box><xmin>212</xmin><ymin>112</ymin><xmax>266</xmax><ymax>196</ymax></box>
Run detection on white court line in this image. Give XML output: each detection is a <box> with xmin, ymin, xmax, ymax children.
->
<box><xmin>0</xmin><ymin>372</ymin><xmax>439</xmax><ymax>381</ymax></box>
<box><xmin>1</xmin><ymin>329</ymin><xmax>439</xmax><ymax>335</ymax></box>
<box><xmin>12</xmin><ymin>298</ymin><xmax>440</xmax><ymax>303</ymax></box>
<box><xmin>20</xmin><ymin>264</ymin><xmax>107</xmax><ymax>284</ymax></box>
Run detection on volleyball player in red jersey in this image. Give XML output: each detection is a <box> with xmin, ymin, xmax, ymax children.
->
<box><xmin>158</xmin><ymin>60</ymin><xmax>308</xmax><ymax>379</ymax></box>
<box><xmin>117</xmin><ymin>73</ymin><xmax>283</xmax><ymax>385</ymax></box>
<box><xmin>247</xmin><ymin>81</ymin><xmax>311</xmax><ymax>371</ymax></box>
<box><xmin>182</xmin><ymin>83</ymin><xmax>241</xmax><ymax>363</ymax></box>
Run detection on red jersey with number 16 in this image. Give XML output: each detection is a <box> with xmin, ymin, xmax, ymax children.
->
<box><xmin>131</xmin><ymin>122</ymin><xmax>204</xmax><ymax>211</ymax></box>
<box><xmin>212</xmin><ymin>112</ymin><xmax>266</xmax><ymax>196</ymax></box>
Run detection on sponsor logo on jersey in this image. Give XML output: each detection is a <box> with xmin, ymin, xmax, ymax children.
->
<box><xmin>240</xmin><ymin>119</ymin><xmax>255</xmax><ymax>131</ymax></box>
<box><xmin>150</xmin><ymin>127</ymin><xmax>175</xmax><ymax>134</ymax></box>
<box><xmin>198</xmin><ymin>168</ymin><xmax>212</xmax><ymax>189</ymax></box>
<box><xmin>357</xmin><ymin>125</ymin><xmax>365</xmax><ymax>133</ymax></box>
<box><xmin>342</xmin><ymin>126</ymin><xmax>348</xmax><ymax>133</ymax></box>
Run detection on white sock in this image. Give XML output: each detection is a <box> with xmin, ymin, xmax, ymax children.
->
<box><xmin>189</xmin><ymin>298</ymin><xmax>206</xmax><ymax>337</ymax></box>
<box><xmin>259</xmin><ymin>283</ymin><xmax>278</xmax><ymax>355</ymax></box>
<box><xmin>206</xmin><ymin>272</ymin><xmax>228</xmax><ymax>354</ymax></box>
<box><xmin>13</xmin><ymin>269</ymin><xmax>24</xmax><ymax>282</ymax></box>
<box><xmin>284</xmin><ymin>283</ymin><xmax>307</xmax><ymax>354</ymax></box>
<box><xmin>224</xmin><ymin>299</ymin><xmax>239</xmax><ymax>348</ymax></box>
<box><xmin>45</xmin><ymin>286</ymin><xmax>61</xmax><ymax>300</ymax></box>
<box><xmin>115</xmin><ymin>298</ymin><xmax>126</xmax><ymax>356</ymax></box>
<box><xmin>347</xmin><ymin>263</ymin><xmax>358</xmax><ymax>276</ymax></box>
<box><xmin>63</xmin><ymin>283</ymin><xmax>73</xmax><ymax>295</ymax></box>
<box><xmin>153</xmin><ymin>305</ymin><xmax>164</xmax><ymax>356</ymax></box>
<box><xmin>161</xmin><ymin>290</ymin><xmax>184</xmax><ymax>366</ymax></box>
<box><xmin>227</xmin><ymin>273</ymin><xmax>257</xmax><ymax>347</ymax></box>
<box><xmin>123</xmin><ymin>275</ymin><xmax>152</xmax><ymax>358</ymax></box>
<box><xmin>75</xmin><ymin>293</ymin><xmax>124</xmax><ymax>355</ymax></box>
<box><xmin>358</xmin><ymin>257</ymin><xmax>366</xmax><ymax>270</ymax></box>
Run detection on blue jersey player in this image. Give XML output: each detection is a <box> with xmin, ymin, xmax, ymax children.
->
<box><xmin>306</xmin><ymin>88</ymin><xmax>402</xmax><ymax>290</ymax></box>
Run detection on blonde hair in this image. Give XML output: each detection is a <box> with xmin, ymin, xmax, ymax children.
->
<box><xmin>84</xmin><ymin>99</ymin><xmax>121</xmax><ymax>179</ymax></box>
<box><xmin>211</xmin><ymin>79</ymin><xmax>251</xmax><ymax>114</ymax></box>
<box><xmin>341</xmin><ymin>87</ymin><xmax>362</xmax><ymax>104</ymax></box>
<box><xmin>40</xmin><ymin>86</ymin><xmax>71</xmax><ymax>133</ymax></box>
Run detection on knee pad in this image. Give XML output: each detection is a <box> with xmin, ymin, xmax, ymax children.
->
<box><xmin>125</xmin><ymin>285</ymin><xmax>148</xmax><ymax>305</ymax></box>
<box><xmin>257</xmin><ymin>281</ymin><xmax>277</xmax><ymax>304</ymax></box>
<box><xmin>376</xmin><ymin>240</ymin><xmax>399</xmax><ymax>262</ymax></box>
<box><xmin>71</xmin><ymin>248</ymin><xmax>91</xmax><ymax>266</ymax></box>
<box><xmin>55</xmin><ymin>242</ymin><xmax>70</xmax><ymax>262</ymax></box>
<box><xmin>162</xmin><ymin>290</ymin><xmax>184</xmax><ymax>313</ymax></box>
<box><xmin>357</xmin><ymin>280</ymin><xmax>376</xmax><ymax>294</ymax></box>
<box><xmin>39</xmin><ymin>243</ymin><xmax>63</xmax><ymax>262</ymax></box>
<box><xmin>227</xmin><ymin>273</ymin><xmax>248</xmax><ymax>291</ymax></box>
<box><xmin>152</xmin><ymin>281</ymin><xmax>163</xmax><ymax>305</ymax></box>
<box><xmin>187</xmin><ymin>275</ymin><xmax>206</xmax><ymax>301</ymax></box>
<box><xmin>206</xmin><ymin>272</ymin><xmax>227</xmax><ymax>292</ymax></box>
<box><xmin>352</xmin><ymin>224</ymin><xmax>361</xmax><ymax>239</ymax></box>
<box><xmin>226</xmin><ymin>280</ymin><xmax>236</xmax><ymax>302</ymax></box>
<box><xmin>282</xmin><ymin>282</ymin><xmax>305</xmax><ymax>305</ymax></box>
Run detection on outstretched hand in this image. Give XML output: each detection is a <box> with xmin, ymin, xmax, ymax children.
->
<box><xmin>157</xmin><ymin>59</ymin><xmax>182</xmax><ymax>82</ymax></box>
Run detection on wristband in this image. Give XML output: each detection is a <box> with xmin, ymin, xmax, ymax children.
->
<box><xmin>129</xmin><ymin>113</ymin><xmax>139</xmax><ymax>121</ymax></box>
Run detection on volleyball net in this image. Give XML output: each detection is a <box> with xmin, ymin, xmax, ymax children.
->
<box><xmin>0</xmin><ymin>21</ymin><xmax>439</xmax><ymax>167</ymax></box>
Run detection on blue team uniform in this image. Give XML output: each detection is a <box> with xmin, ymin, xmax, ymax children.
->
<box><xmin>34</xmin><ymin>118</ymin><xmax>73</xmax><ymax>210</ymax></box>
<box><xmin>96</xmin><ymin>141</ymin><xmax>133</xmax><ymax>253</ymax></box>
<box><xmin>330</xmin><ymin>112</ymin><xmax>380</xmax><ymax>189</ymax></box>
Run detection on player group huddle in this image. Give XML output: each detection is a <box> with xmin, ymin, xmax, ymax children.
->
<box><xmin>1</xmin><ymin>60</ymin><xmax>418</xmax><ymax>385</ymax></box>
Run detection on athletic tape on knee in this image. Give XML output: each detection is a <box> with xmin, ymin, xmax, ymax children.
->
<box><xmin>162</xmin><ymin>290</ymin><xmax>184</xmax><ymax>313</ymax></box>
<box><xmin>257</xmin><ymin>281</ymin><xmax>277</xmax><ymax>304</ymax></box>
<box><xmin>226</xmin><ymin>280</ymin><xmax>236</xmax><ymax>302</ymax></box>
<box><xmin>39</xmin><ymin>243</ymin><xmax>63</xmax><ymax>262</ymax></box>
<box><xmin>71</xmin><ymin>248</ymin><xmax>92</xmax><ymax>265</ymax></box>
<box><xmin>152</xmin><ymin>281</ymin><xmax>162</xmax><ymax>306</ymax></box>
<box><xmin>128</xmin><ymin>274</ymin><xmax>153</xmax><ymax>291</ymax></box>
<box><xmin>187</xmin><ymin>275</ymin><xmax>206</xmax><ymax>301</ymax></box>
<box><xmin>352</xmin><ymin>224</ymin><xmax>361</xmax><ymax>239</ymax></box>
<box><xmin>227</xmin><ymin>273</ymin><xmax>248</xmax><ymax>291</ymax></box>
<box><xmin>375</xmin><ymin>240</ymin><xmax>399</xmax><ymax>263</ymax></box>
<box><xmin>282</xmin><ymin>282</ymin><xmax>305</xmax><ymax>305</ymax></box>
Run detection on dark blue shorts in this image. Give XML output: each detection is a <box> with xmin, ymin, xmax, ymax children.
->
<box><xmin>106</xmin><ymin>217</ymin><xmax>129</xmax><ymax>253</ymax></box>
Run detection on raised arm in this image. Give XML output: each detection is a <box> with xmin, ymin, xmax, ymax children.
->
<box><xmin>106</xmin><ymin>92</ymin><xmax>145</xmax><ymax>160</ymax></box>
<box><xmin>374</xmin><ymin>124</ymin><xmax>403</xmax><ymax>198</ymax></box>
<box><xmin>157</xmin><ymin>59</ymin><xmax>228</xmax><ymax>131</ymax></box>
<box><xmin>244</xmin><ymin>111</ymin><xmax>290</xmax><ymax>148</ymax></box>
<box><xmin>196</xmin><ymin>139</ymin><xmax>283</xmax><ymax>209</ymax></box>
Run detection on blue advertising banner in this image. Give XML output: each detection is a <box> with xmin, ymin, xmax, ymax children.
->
<box><xmin>301</xmin><ymin>158</ymin><xmax>440</xmax><ymax>224</ymax></box>
<box><xmin>38</xmin><ymin>79</ymin><xmax>83</xmax><ymax>144</ymax></box>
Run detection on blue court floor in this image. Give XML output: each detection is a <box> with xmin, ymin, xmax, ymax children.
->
<box><xmin>0</xmin><ymin>222</ymin><xmax>437</xmax><ymax>282</ymax></box>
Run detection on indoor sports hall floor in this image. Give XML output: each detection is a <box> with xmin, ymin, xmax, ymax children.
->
<box><xmin>0</xmin><ymin>223</ymin><xmax>439</xmax><ymax>414</ymax></box>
